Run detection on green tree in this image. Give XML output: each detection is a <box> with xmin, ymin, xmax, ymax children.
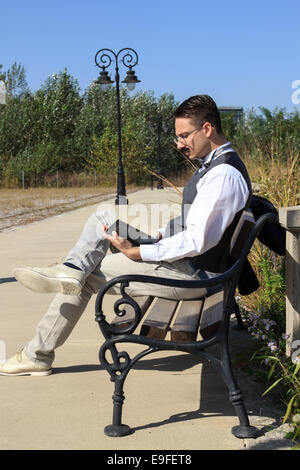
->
<box><xmin>231</xmin><ymin>107</ymin><xmax>300</xmax><ymax>162</ymax></box>
<box><xmin>0</xmin><ymin>93</ymin><xmax>40</xmax><ymax>161</ymax></box>
<box><xmin>121</xmin><ymin>90</ymin><xmax>181</xmax><ymax>179</ymax></box>
<box><xmin>85</xmin><ymin>88</ymin><xmax>181</xmax><ymax>185</ymax></box>
<box><xmin>0</xmin><ymin>67</ymin><xmax>85</xmax><ymax>185</ymax></box>
<box><xmin>3</xmin><ymin>62</ymin><xmax>29</xmax><ymax>98</ymax></box>
<box><xmin>73</xmin><ymin>82</ymin><xmax>112</xmax><ymax>165</ymax></box>
<box><xmin>35</xmin><ymin>69</ymin><xmax>83</xmax><ymax>171</ymax></box>
<box><xmin>0</xmin><ymin>64</ymin><xmax>5</xmax><ymax>81</ymax></box>
<box><xmin>89</xmin><ymin>118</ymin><xmax>152</xmax><ymax>185</ymax></box>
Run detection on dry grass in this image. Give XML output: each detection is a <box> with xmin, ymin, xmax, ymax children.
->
<box><xmin>0</xmin><ymin>186</ymin><xmax>112</xmax><ymax>211</ymax></box>
<box><xmin>242</xmin><ymin>146</ymin><xmax>299</xmax><ymax>209</ymax></box>
<box><xmin>0</xmin><ymin>186</ymin><xmax>140</xmax><ymax>231</ymax></box>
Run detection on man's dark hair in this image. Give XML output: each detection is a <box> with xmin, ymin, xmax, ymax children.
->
<box><xmin>174</xmin><ymin>95</ymin><xmax>223</xmax><ymax>134</ymax></box>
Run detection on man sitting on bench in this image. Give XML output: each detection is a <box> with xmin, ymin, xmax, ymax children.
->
<box><xmin>0</xmin><ymin>94</ymin><xmax>252</xmax><ymax>376</ymax></box>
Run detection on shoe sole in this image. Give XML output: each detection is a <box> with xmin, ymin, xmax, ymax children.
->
<box><xmin>0</xmin><ymin>369</ymin><xmax>52</xmax><ymax>376</ymax></box>
<box><xmin>13</xmin><ymin>268</ymin><xmax>82</xmax><ymax>295</ymax></box>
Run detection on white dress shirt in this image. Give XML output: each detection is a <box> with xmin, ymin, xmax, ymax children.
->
<box><xmin>139</xmin><ymin>142</ymin><xmax>250</xmax><ymax>263</ymax></box>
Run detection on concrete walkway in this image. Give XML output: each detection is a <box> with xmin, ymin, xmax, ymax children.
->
<box><xmin>0</xmin><ymin>188</ymin><xmax>293</xmax><ymax>450</ymax></box>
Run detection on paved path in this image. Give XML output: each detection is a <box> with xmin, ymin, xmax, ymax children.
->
<box><xmin>0</xmin><ymin>189</ymin><xmax>293</xmax><ymax>450</ymax></box>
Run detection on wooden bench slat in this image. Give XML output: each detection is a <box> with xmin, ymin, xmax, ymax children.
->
<box><xmin>140</xmin><ymin>298</ymin><xmax>179</xmax><ymax>339</ymax></box>
<box><xmin>111</xmin><ymin>296</ymin><xmax>154</xmax><ymax>329</ymax></box>
<box><xmin>199</xmin><ymin>291</ymin><xmax>224</xmax><ymax>339</ymax></box>
<box><xmin>170</xmin><ymin>300</ymin><xmax>204</xmax><ymax>342</ymax></box>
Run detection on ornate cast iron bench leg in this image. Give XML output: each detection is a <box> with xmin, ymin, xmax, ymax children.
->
<box><xmin>99</xmin><ymin>335</ymin><xmax>157</xmax><ymax>437</ymax></box>
<box><xmin>219</xmin><ymin>321</ymin><xmax>258</xmax><ymax>438</ymax></box>
<box><xmin>99</xmin><ymin>341</ymin><xmax>132</xmax><ymax>437</ymax></box>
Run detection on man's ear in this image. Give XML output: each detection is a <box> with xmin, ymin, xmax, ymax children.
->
<box><xmin>203</xmin><ymin>122</ymin><xmax>213</xmax><ymax>137</ymax></box>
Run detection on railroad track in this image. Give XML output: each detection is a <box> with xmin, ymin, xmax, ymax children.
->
<box><xmin>0</xmin><ymin>192</ymin><xmax>116</xmax><ymax>231</ymax></box>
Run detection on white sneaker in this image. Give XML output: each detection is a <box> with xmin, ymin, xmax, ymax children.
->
<box><xmin>13</xmin><ymin>263</ymin><xmax>85</xmax><ymax>295</ymax></box>
<box><xmin>0</xmin><ymin>350</ymin><xmax>52</xmax><ymax>376</ymax></box>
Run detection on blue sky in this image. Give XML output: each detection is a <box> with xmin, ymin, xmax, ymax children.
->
<box><xmin>1</xmin><ymin>0</ymin><xmax>299</xmax><ymax>112</ymax></box>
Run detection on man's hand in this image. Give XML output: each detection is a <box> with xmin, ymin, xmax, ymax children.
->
<box><xmin>102</xmin><ymin>225</ymin><xmax>141</xmax><ymax>261</ymax></box>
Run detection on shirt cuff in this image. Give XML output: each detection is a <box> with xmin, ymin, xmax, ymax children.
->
<box><xmin>139</xmin><ymin>243</ymin><xmax>160</xmax><ymax>262</ymax></box>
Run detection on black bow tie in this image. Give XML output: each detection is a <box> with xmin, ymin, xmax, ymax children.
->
<box><xmin>198</xmin><ymin>144</ymin><xmax>232</xmax><ymax>170</ymax></box>
<box><xmin>198</xmin><ymin>160</ymin><xmax>211</xmax><ymax>170</ymax></box>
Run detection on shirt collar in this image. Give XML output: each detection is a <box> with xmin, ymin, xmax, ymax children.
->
<box><xmin>198</xmin><ymin>141</ymin><xmax>232</xmax><ymax>168</ymax></box>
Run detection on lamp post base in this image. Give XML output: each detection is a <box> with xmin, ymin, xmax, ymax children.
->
<box><xmin>115</xmin><ymin>195</ymin><xmax>128</xmax><ymax>205</ymax></box>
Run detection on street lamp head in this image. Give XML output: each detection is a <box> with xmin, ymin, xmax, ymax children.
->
<box><xmin>95</xmin><ymin>69</ymin><xmax>114</xmax><ymax>91</ymax></box>
<box><xmin>121</xmin><ymin>67</ymin><xmax>141</xmax><ymax>91</ymax></box>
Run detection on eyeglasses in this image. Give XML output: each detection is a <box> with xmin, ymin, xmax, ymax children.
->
<box><xmin>173</xmin><ymin>123</ymin><xmax>205</xmax><ymax>145</ymax></box>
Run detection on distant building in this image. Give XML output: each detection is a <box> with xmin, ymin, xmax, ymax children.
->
<box><xmin>218</xmin><ymin>107</ymin><xmax>243</xmax><ymax>122</ymax></box>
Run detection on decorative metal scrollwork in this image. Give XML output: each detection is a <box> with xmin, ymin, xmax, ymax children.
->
<box><xmin>99</xmin><ymin>337</ymin><xmax>157</xmax><ymax>383</ymax></box>
<box><xmin>118</xmin><ymin>49</ymin><xmax>139</xmax><ymax>69</ymax></box>
<box><xmin>100</xmin><ymin>343</ymin><xmax>131</xmax><ymax>381</ymax></box>
<box><xmin>95</xmin><ymin>280</ymin><xmax>143</xmax><ymax>336</ymax></box>
<box><xmin>94</xmin><ymin>49</ymin><xmax>113</xmax><ymax>69</ymax></box>
<box><xmin>94</xmin><ymin>48</ymin><xmax>139</xmax><ymax>72</ymax></box>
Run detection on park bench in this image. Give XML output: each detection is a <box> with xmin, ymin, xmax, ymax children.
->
<box><xmin>94</xmin><ymin>210</ymin><xmax>278</xmax><ymax>439</ymax></box>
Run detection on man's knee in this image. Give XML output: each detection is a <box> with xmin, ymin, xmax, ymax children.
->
<box><xmin>83</xmin><ymin>272</ymin><xmax>106</xmax><ymax>295</ymax></box>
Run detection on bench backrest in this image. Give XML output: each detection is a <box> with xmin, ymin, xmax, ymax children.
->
<box><xmin>230</xmin><ymin>209</ymin><xmax>255</xmax><ymax>259</ymax></box>
<box><xmin>199</xmin><ymin>209</ymin><xmax>255</xmax><ymax>339</ymax></box>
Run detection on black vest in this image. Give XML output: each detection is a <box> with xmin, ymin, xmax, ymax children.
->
<box><xmin>169</xmin><ymin>150</ymin><xmax>252</xmax><ymax>273</ymax></box>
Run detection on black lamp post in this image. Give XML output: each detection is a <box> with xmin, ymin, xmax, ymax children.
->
<box><xmin>150</xmin><ymin>112</ymin><xmax>165</xmax><ymax>189</ymax></box>
<box><xmin>156</xmin><ymin>114</ymin><xmax>163</xmax><ymax>189</ymax></box>
<box><xmin>94</xmin><ymin>48</ymin><xmax>140</xmax><ymax>205</ymax></box>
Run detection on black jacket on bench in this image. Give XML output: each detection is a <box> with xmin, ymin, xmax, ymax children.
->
<box><xmin>237</xmin><ymin>195</ymin><xmax>286</xmax><ymax>295</ymax></box>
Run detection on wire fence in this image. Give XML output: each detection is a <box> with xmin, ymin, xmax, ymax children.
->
<box><xmin>0</xmin><ymin>170</ymin><xmax>118</xmax><ymax>189</ymax></box>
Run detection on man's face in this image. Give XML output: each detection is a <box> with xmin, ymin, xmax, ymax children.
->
<box><xmin>175</xmin><ymin>117</ymin><xmax>211</xmax><ymax>160</ymax></box>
